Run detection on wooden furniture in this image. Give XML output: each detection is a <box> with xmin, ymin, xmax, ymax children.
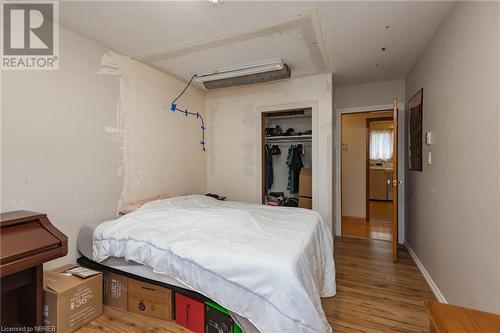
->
<box><xmin>1</xmin><ymin>211</ymin><xmax>67</xmax><ymax>328</ymax></box>
<box><xmin>425</xmin><ymin>300</ymin><xmax>500</xmax><ymax>333</ymax></box>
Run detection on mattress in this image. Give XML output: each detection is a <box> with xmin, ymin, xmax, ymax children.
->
<box><xmin>77</xmin><ymin>217</ymin><xmax>189</xmax><ymax>290</ymax></box>
<box><xmin>82</xmin><ymin>195</ymin><xmax>335</xmax><ymax>333</ymax></box>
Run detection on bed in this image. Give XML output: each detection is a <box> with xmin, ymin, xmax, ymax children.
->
<box><xmin>77</xmin><ymin>195</ymin><xmax>335</xmax><ymax>333</ymax></box>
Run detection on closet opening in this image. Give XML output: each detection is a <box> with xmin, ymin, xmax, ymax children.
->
<box><xmin>341</xmin><ymin>110</ymin><xmax>394</xmax><ymax>241</ymax></box>
<box><xmin>261</xmin><ymin>108</ymin><xmax>313</xmax><ymax>209</ymax></box>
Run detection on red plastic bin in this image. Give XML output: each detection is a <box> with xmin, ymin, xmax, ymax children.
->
<box><xmin>175</xmin><ymin>293</ymin><xmax>205</xmax><ymax>333</ymax></box>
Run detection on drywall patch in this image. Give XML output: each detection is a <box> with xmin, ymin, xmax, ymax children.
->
<box><xmin>98</xmin><ymin>51</ymin><xmax>139</xmax><ymax>212</ymax></box>
<box><xmin>136</xmin><ymin>11</ymin><xmax>331</xmax><ymax>78</ymax></box>
<box><xmin>243</xmin><ymin>142</ymin><xmax>255</xmax><ymax>176</ymax></box>
<box><xmin>242</xmin><ymin>104</ymin><xmax>256</xmax><ymax>127</ymax></box>
<box><xmin>207</xmin><ymin>103</ymin><xmax>220</xmax><ymax>175</ymax></box>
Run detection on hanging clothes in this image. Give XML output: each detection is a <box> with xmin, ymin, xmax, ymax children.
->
<box><xmin>265</xmin><ymin>145</ymin><xmax>273</xmax><ymax>193</ymax></box>
<box><xmin>286</xmin><ymin>144</ymin><xmax>303</xmax><ymax>194</ymax></box>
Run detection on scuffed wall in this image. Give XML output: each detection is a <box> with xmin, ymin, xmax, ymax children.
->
<box><xmin>405</xmin><ymin>2</ymin><xmax>500</xmax><ymax>312</ymax></box>
<box><xmin>205</xmin><ymin>74</ymin><xmax>334</xmax><ymax>231</ymax></box>
<box><xmin>1</xmin><ymin>26</ymin><xmax>207</xmax><ymax>268</ymax></box>
<box><xmin>98</xmin><ymin>51</ymin><xmax>207</xmax><ymax>209</ymax></box>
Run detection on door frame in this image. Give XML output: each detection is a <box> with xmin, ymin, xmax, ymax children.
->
<box><xmin>365</xmin><ymin>116</ymin><xmax>394</xmax><ymax>222</ymax></box>
<box><xmin>335</xmin><ymin>103</ymin><xmax>406</xmax><ymax>244</ymax></box>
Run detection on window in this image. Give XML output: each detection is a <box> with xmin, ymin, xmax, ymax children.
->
<box><xmin>370</xmin><ymin>129</ymin><xmax>393</xmax><ymax>161</ymax></box>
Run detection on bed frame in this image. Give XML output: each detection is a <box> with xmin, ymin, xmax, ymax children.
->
<box><xmin>76</xmin><ymin>256</ymin><xmax>211</xmax><ymax>306</ymax></box>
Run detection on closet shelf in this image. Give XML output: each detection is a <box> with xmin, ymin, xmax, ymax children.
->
<box><xmin>265</xmin><ymin>134</ymin><xmax>312</xmax><ymax>142</ymax></box>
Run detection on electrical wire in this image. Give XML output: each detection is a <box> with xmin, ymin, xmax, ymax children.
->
<box><xmin>172</xmin><ymin>74</ymin><xmax>197</xmax><ymax>105</ymax></box>
<box><xmin>170</xmin><ymin>74</ymin><xmax>206</xmax><ymax>151</ymax></box>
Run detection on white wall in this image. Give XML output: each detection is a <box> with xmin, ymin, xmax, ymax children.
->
<box><xmin>405</xmin><ymin>2</ymin><xmax>500</xmax><ymax>313</ymax></box>
<box><xmin>206</xmin><ymin>74</ymin><xmax>334</xmax><ymax>231</ymax></box>
<box><xmin>1</xmin><ymin>26</ymin><xmax>207</xmax><ymax>268</ymax></box>
<box><xmin>334</xmin><ymin>79</ymin><xmax>406</xmax><ymax>243</ymax></box>
<box><xmin>336</xmin><ymin>79</ymin><xmax>405</xmax><ymax>109</ymax></box>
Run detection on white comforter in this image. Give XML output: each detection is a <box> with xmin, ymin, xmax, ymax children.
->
<box><xmin>93</xmin><ymin>195</ymin><xmax>335</xmax><ymax>333</ymax></box>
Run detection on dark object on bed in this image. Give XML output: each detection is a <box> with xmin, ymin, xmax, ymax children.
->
<box><xmin>205</xmin><ymin>193</ymin><xmax>226</xmax><ymax>201</ymax></box>
<box><xmin>1</xmin><ymin>211</ymin><xmax>67</xmax><ymax>328</ymax></box>
<box><xmin>408</xmin><ymin>88</ymin><xmax>423</xmax><ymax>171</ymax></box>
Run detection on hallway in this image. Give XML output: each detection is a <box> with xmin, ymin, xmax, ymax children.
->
<box><xmin>342</xmin><ymin>201</ymin><xmax>392</xmax><ymax>241</ymax></box>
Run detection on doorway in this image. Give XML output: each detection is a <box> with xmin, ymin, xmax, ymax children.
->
<box><xmin>340</xmin><ymin>110</ymin><xmax>394</xmax><ymax>241</ymax></box>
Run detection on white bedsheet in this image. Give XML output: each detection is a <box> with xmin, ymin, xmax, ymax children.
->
<box><xmin>93</xmin><ymin>195</ymin><xmax>335</xmax><ymax>333</ymax></box>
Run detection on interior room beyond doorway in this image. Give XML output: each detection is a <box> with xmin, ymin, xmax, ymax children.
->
<box><xmin>341</xmin><ymin>110</ymin><xmax>394</xmax><ymax>241</ymax></box>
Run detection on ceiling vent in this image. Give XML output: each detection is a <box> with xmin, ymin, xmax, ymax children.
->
<box><xmin>196</xmin><ymin>59</ymin><xmax>291</xmax><ymax>90</ymax></box>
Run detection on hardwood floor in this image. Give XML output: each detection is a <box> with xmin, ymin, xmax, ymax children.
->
<box><xmin>322</xmin><ymin>237</ymin><xmax>435</xmax><ymax>332</ymax></box>
<box><xmin>342</xmin><ymin>201</ymin><xmax>393</xmax><ymax>241</ymax></box>
<box><xmin>76</xmin><ymin>306</ymin><xmax>191</xmax><ymax>333</ymax></box>
<box><xmin>342</xmin><ymin>217</ymin><xmax>392</xmax><ymax>241</ymax></box>
<box><xmin>80</xmin><ymin>237</ymin><xmax>434</xmax><ymax>333</ymax></box>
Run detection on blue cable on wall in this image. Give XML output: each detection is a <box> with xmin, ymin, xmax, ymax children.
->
<box><xmin>170</xmin><ymin>74</ymin><xmax>206</xmax><ymax>151</ymax></box>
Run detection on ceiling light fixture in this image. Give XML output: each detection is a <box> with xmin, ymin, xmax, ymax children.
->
<box><xmin>196</xmin><ymin>59</ymin><xmax>291</xmax><ymax>90</ymax></box>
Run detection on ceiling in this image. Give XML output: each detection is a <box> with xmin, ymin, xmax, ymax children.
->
<box><xmin>59</xmin><ymin>1</ymin><xmax>453</xmax><ymax>87</ymax></box>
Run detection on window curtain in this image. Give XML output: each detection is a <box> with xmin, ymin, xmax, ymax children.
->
<box><xmin>370</xmin><ymin>129</ymin><xmax>394</xmax><ymax>160</ymax></box>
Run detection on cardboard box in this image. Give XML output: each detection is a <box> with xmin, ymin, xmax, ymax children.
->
<box><xmin>44</xmin><ymin>264</ymin><xmax>102</xmax><ymax>333</ymax></box>
<box><xmin>299</xmin><ymin>196</ymin><xmax>313</xmax><ymax>209</ymax></box>
<box><xmin>127</xmin><ymin>278</ymin><xmax>172</xmax><ymax>320</ymax></box>
<box><xmin>299</xmin><ymin>168</ymin><xmax>312</xmax><ymax>198</ymax></box>
<box><xmin>103</xmin><ymin>271</ymin><xmax>128</xmax><ymax>309</ymax></box>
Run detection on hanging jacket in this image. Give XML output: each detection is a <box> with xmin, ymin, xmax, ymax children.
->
<box><xmin>265</xmin><ymin>145</ymin><xmax>273</xmax><ymax>192</ymax></box>
<box><xmin>286</xmin><ymin>145</ymin><xmax>303</xmax><ymax>194</ymax></box>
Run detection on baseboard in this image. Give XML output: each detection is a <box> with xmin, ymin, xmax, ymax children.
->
<box><xmin>404</xmin><ymin>241</ymin><xmax>447</xmax><ymax>303</ymax></box>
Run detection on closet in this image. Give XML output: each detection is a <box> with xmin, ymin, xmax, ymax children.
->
<box><xmin>261</xmin><ymin>109</ymin><xmax>313</xmax><ymax>209</ymax></box>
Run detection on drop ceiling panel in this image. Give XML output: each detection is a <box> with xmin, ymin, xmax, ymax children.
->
<box><xmin>151</xmin><ymin>26</ymin><xmax>324</xmax><ymax>84</ymax></box>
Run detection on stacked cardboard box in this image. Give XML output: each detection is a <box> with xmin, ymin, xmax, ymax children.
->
<box><xmin>43</xmin><ymin>265</ymin><xmax>102</xmax><ymax>333</ymax></box>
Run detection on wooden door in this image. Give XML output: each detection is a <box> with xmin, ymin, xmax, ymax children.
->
<box><xmin>392</xmin><ymin>98</ymin><xmax>399</xmax><ymax>262</ymax></box>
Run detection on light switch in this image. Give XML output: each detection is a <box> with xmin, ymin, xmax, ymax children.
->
<box><xmin>425</xmin><ymin>131</ymin><xmax>432</xmax><ymax>145</ymax></box>
<box><xmin>428</xmin><ymin>151</ymin><xmax>432</xmax><ymax>165</ymax></box>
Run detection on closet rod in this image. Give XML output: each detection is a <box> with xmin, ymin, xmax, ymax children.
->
<box><xmin>265</xmin><ymin>135</ymin><xmax>312</xmax><ymax>142</ymax></box>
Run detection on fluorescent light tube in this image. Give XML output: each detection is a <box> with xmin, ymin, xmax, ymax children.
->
<box><xmin>196</xmin><ymin>59</ymin><xmax>285</xmax><ymax>82</ymax></box>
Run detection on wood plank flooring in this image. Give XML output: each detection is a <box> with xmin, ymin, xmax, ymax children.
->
<box><xmin>79</xmin><ymin>237</ymin><xmax>434</xmax><ymax>333</ymax></box>
<box><xmin>342</xmin><ymin>216</ymin><xmax>392</xmax><ymax>241</ymax></box>
<box><xmin>323</xmin><ymin>237</ymin><xmax>435</xmax><ymax>332</ymax></box>
<box><xmin>342</xmin><ymin>201</ymin><xmax>393</xmax><ymax>241</ymax></box>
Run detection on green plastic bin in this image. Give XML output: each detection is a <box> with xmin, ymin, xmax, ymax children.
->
<box><xmin>205</xmin><ymin>300</ymin><xmax>243</xmax><ymax>333</ymax></box>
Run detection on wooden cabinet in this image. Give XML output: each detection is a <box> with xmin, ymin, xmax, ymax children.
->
<box><xmin>425</xmin><ymin>300</ymin><xmax>500</xmax><ymax>332</ymax></box>
<box><xmin>369</xmin><ymin>169</ymin><xmax>387</xmax><ymax>200</ymax></box>
<box><xmin>0</xmin><ymin>211</ymin><xmax>67</xmax><ymax>328</ymax></box>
